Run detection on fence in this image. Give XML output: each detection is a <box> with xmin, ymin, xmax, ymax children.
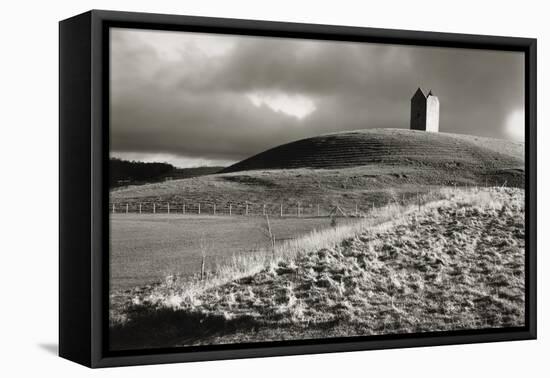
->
<box><xmin>109</xmin><ymin>192</ymin><xmax>428</xmax><ymax>218</ymax></box>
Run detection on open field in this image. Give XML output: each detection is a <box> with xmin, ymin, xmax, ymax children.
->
<box><xmin>110</xmin><ymin>187</ymin><xmax>525</xmax><ymax>350</ymax></box>
<box><xmin>110</xmin><ymin>214</ymin><xmax>357</xmax><ymax>291</ymax></box>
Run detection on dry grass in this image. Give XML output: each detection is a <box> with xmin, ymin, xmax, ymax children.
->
<box><xmin>110</xmin><ymin>186</ymin><xmax>525</xmax><ymax>350</ymax></box>
<box><xmin>110</xmin><ymin>189</ymin><xmax>449</xmax><ymax>316</ymax></box>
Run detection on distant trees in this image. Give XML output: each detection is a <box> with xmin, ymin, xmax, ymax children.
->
<box><xmin>109</xmin><ymin>158</ymin><xmax>224</xmax><ymax>188</ymax></box>
<box><xmin>110</xmin><ymin>158</ymin><xmax>175</xmax><ymax>188</ymax></box>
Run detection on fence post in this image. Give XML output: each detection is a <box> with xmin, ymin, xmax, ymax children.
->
<box><xmin>112</xmin><ymin>204</ymin><xmax>115</xmax><ymax>214</ymax></box>
<box><xmin>355</xmin><ymin>203</ymin><xmax>358</xmax><ymax>216</ymax></box>
<box><xmin>167</xmin><ymin>202</ymin><xmax>170</xmax><ymax>214</ymax></box>
<box><xmin>372</xmin><ymin>202</ymin><xmax>375</xmax><ymax>212</ymax></box>
<box><xmin>317</xmin><ymin>204</ymin><xmax>320</xmax><ymax>217</ymax></box>
<box><xmin>198</xmin><ymin>203</ymin><xmax>201</xmax><ymax>215</ymax></box>
<box><xmin>263</xmin><ymin>204</ymin><xmax>266</xmax><ymax>215</ymax></box>
<box><xmin>139</xmin><ymin>203</ymin><xmax>142</xmax><ymax>214</ymax></box>
<box><xmin>126</xmin><ymin>203</ymin><xmax>129</xmax><ymax>214</ymax></box>
<box><xmin>153</xmin><ymin>203</ymin><xmax>156</xmax><ymax>214</ymax></box>
<box><xmin>229</xmin><ymin>203</ymin><xmax>232</xmax><ymax>216</ymax></box>
<box><xmin>280</xmin><ymin>203</ymin><xmax>283</xmax><ymax>217</ymax></box>
<box><xmin>200</xmin><ymin>255</ymin><xmax>206</xmax><ymax>281</ymax></box>
<box><xmin>213</xmin><ymin>203</ymin><xmax>216</xmax><ymax>215</ymax></box>
<box><xmin>246</xmin><ymin>202</ymin><xmax>249</xmax><ymax>216</ymax></box>
<box><xmin>298</xmin><ymin>202</ymin><xmax>301</xmax><ymax>217</ymax></box>
<box><xmin>183</xmin><ymin>203</ymin><xmax>185</xmax><ymax>214</ymax></box>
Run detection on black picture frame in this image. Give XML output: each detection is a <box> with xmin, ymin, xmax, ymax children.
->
<box><xmin>59</xmin><ymin>9</ymin><xmax>537</xmax><ymax>368</ymax></box>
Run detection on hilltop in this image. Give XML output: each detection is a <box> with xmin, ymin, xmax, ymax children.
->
<box><xmin>110</xmin><ymin>129</ymin><xmax>524</xmax><ymax>209</ymax></box>
<box><xmin>222</xmin><ymin>128</ymin><xmax>523</xmax><ymax>172</ymax></box>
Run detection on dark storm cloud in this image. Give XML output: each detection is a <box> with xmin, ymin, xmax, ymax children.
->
<box><xmin>110</xmin><ymin>28</ymin><xmax>524</xmax><ymax>166</ymax></box>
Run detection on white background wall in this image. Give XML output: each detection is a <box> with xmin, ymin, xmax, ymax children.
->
<box><xmin>0</xmin><ymin>0</ymin><xmax>546</xmax><ymax>376</ymax></box>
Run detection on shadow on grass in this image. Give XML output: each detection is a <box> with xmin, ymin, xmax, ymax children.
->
<box><xmin>109</xmin><ymin>304</ymin><xmax>258</xmax><ymax>351</ymax></box>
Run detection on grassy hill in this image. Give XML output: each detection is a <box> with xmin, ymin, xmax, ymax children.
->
<box><xmin>110</xmin><ymin>187</ymin><xmax>525</xmax><ymax>349</ymax></box>
<box><xmin>110</xmin><ymin>129</ymin><xmax>524</xmax><ymax>210</ymax></box>
<box><xmin>222</xmin><ymin>128</ymin><xmax>523</xmax><ymax>172</ymax></box>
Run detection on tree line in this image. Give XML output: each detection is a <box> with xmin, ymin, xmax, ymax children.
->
<box><xmin>110</xmin><ymin>158</ymin><xmax>224</xmax><ymax>188</ymax></box>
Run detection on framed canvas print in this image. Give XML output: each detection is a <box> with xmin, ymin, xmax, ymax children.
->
<box><xmin>59</xmin><ymin>10</ymin><xmax>536</xmax><ymax>368</ymax></box>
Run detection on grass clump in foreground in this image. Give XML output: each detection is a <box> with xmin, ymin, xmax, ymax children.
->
<box><xmin>110</xmin><ymin>186</ymin><xmax>525</xmax><ymax>350</ymax></box>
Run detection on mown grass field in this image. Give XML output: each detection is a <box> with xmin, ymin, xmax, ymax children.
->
<box><xmin>110</xmin><ymin>187</ymin><xmax>525</xmax><ymax>350</ymax></box>
<box><xmin>110</xmin><ymin>214</ymin><xmax>356</xmax><ymax>290</ymax></box>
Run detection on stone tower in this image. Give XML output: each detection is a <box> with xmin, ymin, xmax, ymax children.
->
<box><xmin>410</xmin><ymin>88</ymin><xmax>439</xmax><ymax>132</ymax></box>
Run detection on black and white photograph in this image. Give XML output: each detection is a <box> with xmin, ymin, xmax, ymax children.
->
<box><xmin>107</xmin><ymin>27</ymin><xmax>526</xmax><ymax>351</ymax></box>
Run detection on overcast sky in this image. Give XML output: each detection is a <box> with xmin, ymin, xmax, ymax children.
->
<box><xmin>110</xmin><ymin>27</ymin><xmax>525</xmax><ymax>168</ymax></box>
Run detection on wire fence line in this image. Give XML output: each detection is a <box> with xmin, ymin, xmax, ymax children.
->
<box><xmin>109</xmin><ymin>193</ymin><xmax>427</xmax><ymax>218</ymax></box>
<box><xmin>109</xmin><ymin>202</ymin><xmax>359</xmax><ymax>217</ymax></box>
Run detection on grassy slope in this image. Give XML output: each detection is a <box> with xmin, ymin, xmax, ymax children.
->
<box><xmin>222</xmin><ymin>128</ymin><xmax>524</xmax><ymax>172</ymax></box>
<box><xmin>110</xmin><ymin>187</ymin><xmax>525</xmax><ymax>350</ymax></box>
<box><xmin>110</xmin><ymin>129</ymin><xmax>524</xmax><ymax>208</ymax></box>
